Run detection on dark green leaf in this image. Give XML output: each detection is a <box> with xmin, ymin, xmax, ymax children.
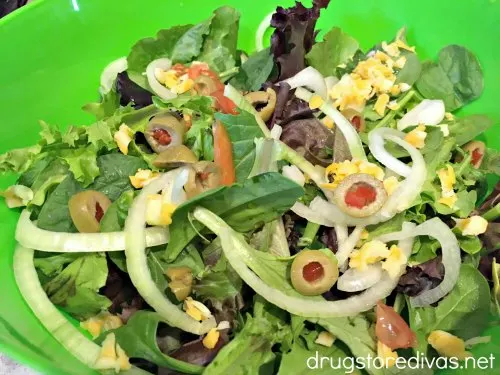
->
<box><xmin>165</xmin><ymin>172</ymin><xmax>303</xmax><ymax>261</ymax></box>
<box><xmin>305</xmin><ymin>27</ymin><xmax>359</xmax><ymax>77</ymax></box>
<box><xmin>82</xmin><ymin>88</ymin><xmax>121</xmax><ymax>121</ymax></box>
<box><xmin>409</xmin><ymin>236</ymin><xmax>440</xmax><ymax>264</ymax></box>
<box><xmin>366</xmin><ymin>212</ymin><xmax>405</xmax><ymax>240</ymax></box>
<box><xmin>395</xmin><ymin>52</ymin><xmax>422</xmax><ymax>85</ymax></box>
<box><xmin>193</xmin><ymin>257</ymin><xmax>242</xmax><ymax>301</ymax></box>
<box><xmin>100</xmin><ymin>190</ymin><xmax>135</xmax><ymax>232</ymax></box>
<box><xmin>215</xmin><ymin>110</ymin><xmax>265</xmax><ymax>182</ymax></box>
<box><xmin>229</xmin><ymin>48</ymin><xmax>274</xmax><ymax>91</ymax></box>
<box><xmin>98</xmin><ymin>311</ymin><xmax>204</xmax><ymax>374</ymax></box>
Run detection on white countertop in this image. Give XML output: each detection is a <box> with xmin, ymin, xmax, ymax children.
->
<box><xmin>0</xmin><ymin>355</ymin><xmax>38</xmax><ymax>375</ymax></box>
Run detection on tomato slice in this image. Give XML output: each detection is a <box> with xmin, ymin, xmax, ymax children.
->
<box><xmin>212</xmin><ymin>90</ymin><xmax>238</xmax><ymax>115</ymax></box>
<box><xmin>188</xmin><ymin>63</ymin><xmax>220</xmax><ymax>83</ymax></box>
<box><xmin>376</xmin><ymin>301</ymin><xmax>417</xmax><ymax>350</ymax></box>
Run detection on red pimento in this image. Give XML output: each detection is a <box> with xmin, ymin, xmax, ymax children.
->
<box><xmin>152</xmin><ymin>128</ymin><xmax>172</xmax><ymax>146</ymax></box>
<box><xmin>95</xmin><ymin>202</ymin><xmax>104</xmax><ymax>222</ymax></box>
<box><xmin>471</xmin><ymin>148</ymin><xmax>483</xmax><ymax>166</ymax></box>
<box><xmin>351</xmin><ymin>116</ymin><xmax>362</xmax><ymax>131</ymax></box>
<box><xmin>302</xmin><ymin>261</ymin><xmax>324</xmax><ymax>282</ymax></box>
<box><xmin>344</xmin><ymin>182</ymin><xmax>377</xmax><ymax>209</ymax></box>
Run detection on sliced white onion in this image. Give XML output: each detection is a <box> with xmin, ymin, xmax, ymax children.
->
<box><xmin>336</xmin><ymin>226</ymin><xmax>365</xmax><ymax>271</ymax></box>
<box><xmin>255</xmin><ymin>11</ymin><xmax>274</xmax><ymax>52</ymax></box>
<box><xmin>146</xmin><ymin>58</ymin><xmax>177</xmax><ymax>101</ymax></box>
<box><xmin>397</xmin><ymin>99</ymin><xmax>445</xmax><ymax>130</ymax></box>
<box><xmin>194</xmin><ymin>207</ymin><xmax>415</xmax><ymax>318</ymax></box>
<box><xmin>295</xmin><ymin>87</ymin><xmax>366</xmax><ymax>161</ymax></box>
<box><xmin>337</xmin><ymin>264</ymin><xmax>383</xmax><ymax>292</ymax></box>
<box><xmin>325</xmin><ymin>76</ymin><xmax>339</xmax><ymax>91</ymax></box>
<box><xmin>270</xmin><ymin>124</ymin><xmax>283</xmax><ymax>140</ymax></box>
<box><xmin>291</xmin><ymin>202</ymin><xmax>335</xmax><ymax>226</ymax></box>
<box><xmin>100</xmin><ymin>57</ymin><xmax>128</xmax><ymax>94</ymax></box>
<box><xmin>16</xmin><ymin>210</ymin><xmax>169</xmax><ymax>253</ymax></box>
<box><xmin>125</xmin><ymin>171</ymin><xmax>215</xmax><ymax>334</ymax></box>
<box><xmin>377</xmin><ymin>218</ymin><xmax>460</xmax><ymax>307</ymax></box>
<box><xmin>282</xmin><ymin>165</ymin><xmax>306</xmax><ymax>187</ymax></box>
<box><xmin>306</xmin><ymin>128</ymin><xmax>426</xmax><ymax>226</ymax></box>
<box><xmin>162</xmin><ymin>167</ymin><xmax>189</xmax><ymax>205</ymax></box>
<box><xmin>283</xmin><ymin>67</ymin><xmax>328</xmax><ymax>100</ymax></box>
<box><xmin>368</xmin><ymin>128</ymin><xmax>412</xmax><ymax>177</ymax></box>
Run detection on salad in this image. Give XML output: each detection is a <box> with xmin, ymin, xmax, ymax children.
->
<box><xmin>1</xmin><ymin>1</ymin><xmax>499</xmax><ymax>374</ymax></box>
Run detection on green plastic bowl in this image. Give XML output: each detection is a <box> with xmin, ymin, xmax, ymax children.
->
<box><xmin>0</xmin><ymin>0</ymin><xmax>498</xmax><ymax>374</ymax></box>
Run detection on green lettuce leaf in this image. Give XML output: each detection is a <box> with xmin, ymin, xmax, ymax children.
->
<box><xmin>40</xmin><ymin>253</ymin><xmax>111</xmax><ymax>320</ymax></box>
<box><xmin>204</xmin><ymin>315</ymin><xmax>289</xmax><ymax>375</ymax></box>
<box><xmin>193</xmin><ymin>256</ymin><xmax>242</xmax><ymax>301</ymax></box>
<box><xmin>165</xmin><ymin>172</ymin><xmax>303</xmax><ymax>261</ymax></box>
<box><xmin>82</xmin><ymin>87</ymin><xmax>122</xmax><ymax>121</ymax></box>
<box><xmin>306</xmin><ymin>27</ymin><xmax>359</xmax><ymax>77</ymax></box>
<box><xmin>215</xmin><ymin>110</ymin><xmax>265</xmax><ymax>182</ymax></box>
<box><xmin>229</xmin><ymin>48</ymin><xmax>274</xmax><ymax>91</ymax></box>
<box><xmin>60</xmin><ymin>146</ymin><xmax>100</xmax><ymax>187</ymax></box>
<box><xmin>0</xmin><ymin>145</ymin><xmax>42</xmax><ymax>174</ymax></box>
<box><xmin>29</xmin><ymin>159</ymin><xmax>69</xmax><ymax>206</ymax></box>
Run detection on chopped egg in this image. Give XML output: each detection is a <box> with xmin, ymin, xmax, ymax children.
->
<box><xmin>217</xmin><ymin>321</ymin><xmax>231</xmax><ymax>330</ymax></box>
<box><xmin>323</xmin><ymin>159</ymin><xmax>385</xmax><ymax>189</ymax></box>
<box><xmin>308</xmin><ymin>94</ymin><xmax>324</xmax><ymax>109</ymax></box>
<box><xmin>389</xmin><ymin>85</ymin><xmax>401</xmax><ymax>96</ymax></box>
<box><xmin>155</xmin><ymin>68</ymin><xmax>194</xmax><ymax>94</ymax></box>
<box><xmin>0</xmin><ymin>185</ymin><xmax>33</xmax><ymax>208</ymax></box>
<box><xmin>145</xmin><ymin>194</ymin><xmax>176</xmax><ymax>226</ymax></box>
<box><xmin>428</xmin><ymin>330</ymin><xmax>472</xmax><ymax>360</ymax></box>
<box><xmin>315</xmin><ymin>331</ymin><xmax>336</xmax><ymax>347</ymax></box>
<box><xmin>454</xmin><ymin>216</ymin><xmax>488</xmax><ymax>236</ymax></box>
<box><xmin>382</xmin><ymin>245</ymin><xmax>407</xmax><ymax>278</ymax></box>
<box><xmin>404</xmin><ymin>125</ymin><xmax>427</xmax><ymax>149</ymax></box>
<box><xmin>114</xmin><ymin>124</ymin><xmax>133</xmax><ymax>155</ymax></box>
<box><xmin>349</xmin><ymin>240</ymin><xmax>390</xmax><ymax>270</ymax></box>
<box><xmin>184</xmin><ymin>297</ymin><xmax>212</xmax><ymax>321</ymax></box>
<box><xmin>172</xmin><ymin>76</ymin><xmax>194</xmax><ymax>95</ymax></box>
<box><xmin>438</xmin><ymin>165</ymin><xmax>456</xmax><ymax>197</ymax></box>
<box><xmin>381</xmin><ymin>41</ymin><xmax>401</xmax><ymax>57</ymax></box>
<box><xmin>439</xmin><ymin>194</ymin><xmax>458</xmax><ymax>208</ymax></box>
<box><xmin>387</xmin><ymin>100</ymin><xmax>400</xmax><ymax>111</ymax></box>
<box><xmin>394</xmin><ymin>56</ymin><xmax>407</xmax><ymax>69</ymax></box>
<box><xmin>81</xmin><ymin>312</ymin><xmax>123</xmax><ymax>339</ymax></box>
<box><xmin>394</xmin><ymin>39</ymin><xmax>416</xmax><ymax>52</ymax></box>
<box><xmin>377</xmin><ymin>341</ymin><xmax>398</xmax><ymax>367</ymax></box>
<box><xmin>356</xmin><ymin>228</ymin><xmax>370</xmax><ymax>247</ymax></box>
<box><xmin>439</xmin><ymin>124</ymin><xmax>450</xmax><ymax>137</ymax></box>
<box><xmin>94</xmin><ymin>333</ymin><xmax>132</xmax><ymax>373</ymax></box>
<box><xmin>129</xmin><ymin>169</ymin><xmax>159</xmax><ymax>189</ymax></box>
<box><xmin>329</xmin><ymin>74</ymin><xmax>371</xmax><ymax>112</ymax></box>
<box><xmin>445</xmin><ymin>112</ymin><xmax>454</xmax><ymax>121</ymax></box>
<box><xmin>322</xmin><ymin>116</ymin><xmax>335</xmax><ymax>129</ymax></box>
<box><xmin>374</xmin><ymin>93</ymin><xmax>390</xmax><ymax>116</ymax></box>
<box><xmin>399</xmin><ymin>83</ymin><xmax>411</xmax><ymax>92</ymax></box>
<box><xmin>202</xmin><ymin>328</ymin><xmax>220</xmax><ymax>349</ymax></box>
<box><xmin>383</xmin><ymin>176</ymin><xmax>400</xmax><ymax>196</ymax></box>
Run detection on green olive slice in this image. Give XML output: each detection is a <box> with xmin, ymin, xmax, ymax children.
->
<box><xmin>334</xmin><ymin>173</ymin><xmax>387</xmax><ymax>218</ymax></box>
<box><xmin>244</xmin><ymin>88</ymin><xmax>277</xmax><ymax>122</ymax></box>
<box><xmin>291</xmin><ymin>250</ymin><xmax>339</xmax><ymax>296</ymax></box>
<box><xmin>193</xmin><ymin>75</ymin><xmax>219</xmax><ymax>96</ymax></box>
<box><xmin>185</xmin><ymin>161</ymin><xmax>222</xmax><ymax>198</ymax></box>
<box><xmin>463</xmin><ymin>140</ymin><xmax>485</xmax><ymax>169</ymax></box>
<box><xmin>145</xmin><ymin>114</ymin><xmax>186</xmax><ymax>153</ymax></box>
<box><xmin>68</xmin><ymin>190</ymin><xmax>112</xmax><ymax>233</ymax></box>
<box><xmin>153</xmin><ymin>145</ymin><xmax>199</xmax><ymax>169</ymax></box>
<box><xmin>341</xmin><ymin>108</ymin><xmax>365</xmax><ymax>132</ymax></box>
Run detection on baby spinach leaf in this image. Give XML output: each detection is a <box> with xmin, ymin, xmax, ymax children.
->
<box><xmin>42</xmin><ymin>253</ymin><xmax>111</xmax><ymax>320</ymax></box>
<box><xmin>409</xmin><ymin>236</ymin><xmax>440</xmax><ymax>264</ymax></box>
<box><xmin>165</xmin><ymin>172</ymin><xmax>303</xmax><ymax>261</ymax></box>
<box><xmin>408</xmin><ymin>264</ymin><xmax>490</xmax><ymax>354</ymax></box>
<box><xmin>100</xmin><ymin>190</ymin><xmax>135</xmax><ymax>232</ymax></box>
<box><xmin>215</xmin><ymin>110</ymin><xmax>265</xmax><ymax>182</ymax></box>
<box><xmin>447</xmin><ymin>114</ymin><xmax>493</xmax><ymax>146</ymax></box>
<box><xmin>416</xmin><ymin>45</ymin><xmax>483</xmax><ymax>111</ymax></box>
<box><xmin>99</xmin><ymin>310</ymin><xmax>204</xmax><ymax>374</ymax></box>
<box><xmin>482</xmin><ymin>148</ymin><xmax>500</xmax><ymax>176</ymax></box>
<box><xmin>395</xmin><ymin>51</ymin><xmax>422</xmax><ymax>86</ymax></box>
<box><xmin>90</xmin><ymin>153</ymin><xmax>147</xmax><ymax>201</ymax></box>
<box><xmin>305</xmin><ymin>27</ymin><xmax>359</xmax><ymax>77</ymax></box>
<box><xmin>457</xmin><ymin>234</ymin><xmax>483</xmax><ymax>255</ymax></box>
<box><xmin>229</xmin><ymin>48</ymin><xmax>275</xmax><ymax>91</ymax></box>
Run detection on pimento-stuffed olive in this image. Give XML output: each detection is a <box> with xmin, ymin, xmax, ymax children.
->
<box><xmin>244</xmin><ymin>88</ymin><xmax>277</xmax><ymax>122</ymax></box>
<box><xmin>334</xmin><ymin>173</ymin><xmax>387</xmax><ymax>218</ymax></box>
<box><xmin>68</xmin><ymin>190</ymin><xmax>112</xmax><ymax>233</ymax></box>
<box><xmin>290</xmin><ymin>250</ymin><xmax>339</xmax><ymax>296</ymax></box>
<box><xmin>341</xmin><ymin>109</ymin><xmax>365</xmax><ymax>133</ymax></box>
<box><xmin>463</xmin><ymin>140</ymin><xmax>486</xmax><ymax>169</ymax></box>
<box><xmin>153</xmin><ymin>145</ymin><xmax>199</xmax><ymax>169</ymax></box>
<box><xmin>184</xmin><ymin>161</ymin><xmax>222</xmax><ymax>198</ymax></box>
<box><xmin>145</xmin><ymin>114</ymin><xmax>186</xmax><ymax>153</ymax></box>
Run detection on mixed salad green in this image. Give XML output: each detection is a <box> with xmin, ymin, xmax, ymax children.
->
<box><xmin>1</xmin><ymin>1</ymin><xmax>499</xmax><ymax>374</ymax></box>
